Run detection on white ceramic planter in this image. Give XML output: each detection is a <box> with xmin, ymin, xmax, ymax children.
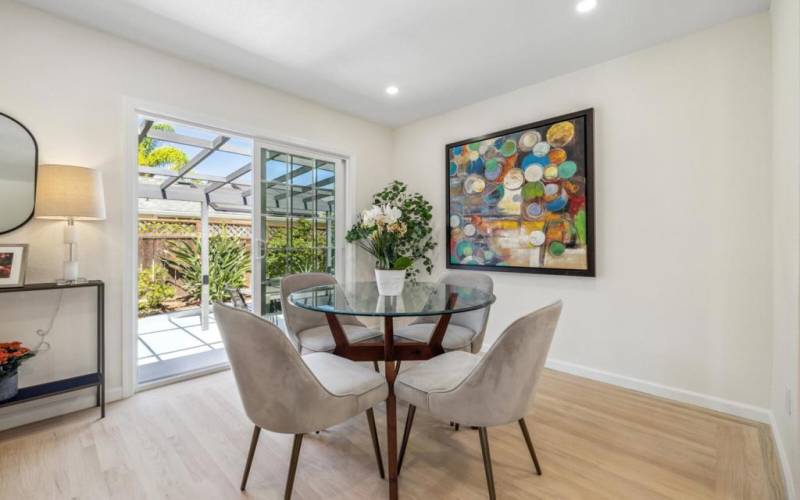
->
<box><xmin>375</xmin><ymin>269</ymin><xmax>406</xmax><ymax>296</ymax></box>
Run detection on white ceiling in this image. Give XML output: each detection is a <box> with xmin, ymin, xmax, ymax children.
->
<box><xmin>17</xmin><ymin>0</ymin><xmax>769</xmax><ymax>127</ymax></box>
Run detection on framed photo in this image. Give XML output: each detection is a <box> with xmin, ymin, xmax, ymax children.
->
<box><xmin>446</xmin><ymin>108</ymin><xmax>595</xmax><ymax>276</ymax></box>
<box><xmin>0</xmin><ymin>244</ymin><xmax>28</xmax><ymax>287</ymax></box>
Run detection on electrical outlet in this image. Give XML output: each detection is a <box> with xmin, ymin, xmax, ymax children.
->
<box><xmin>786</xmin><ymin>387</ymin><xmax>792</xmax><ymax>416</ymax></box>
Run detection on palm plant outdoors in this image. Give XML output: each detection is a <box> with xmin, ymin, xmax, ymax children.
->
<box><xmin>162</xmin><ymin>230</ymin><xmax>250</xmax><ymax>303</ymax></box>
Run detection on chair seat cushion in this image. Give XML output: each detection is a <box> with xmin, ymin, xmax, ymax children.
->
<box><xmin>394</xmin><ymin>351</ymin><xmax>480</xmax><ymax>411</ymax></box>
<box><xmin>303</xmin><ymin>352</ymin><xmax>388</xmax><ymax>413</ymax></box>
<box><xmin>297</xmin><ymin>324</ymin><xmax>381</xmax><ymax>353</ymax></box>
<box><xmin>393</xmin><ymin>323</ymin><xmax>476</xmax><ymax>351</ymax></box>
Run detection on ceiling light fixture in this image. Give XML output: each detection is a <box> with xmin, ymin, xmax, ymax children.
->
<box><xmin>575</xmin><ymin>0</ymin><xmax>597</xmax><ymax>13</ymax></box>
<box><xmin>385</xmin><ymin>85</ymin><xmax>399</xmax><ymax>96</ymax></box>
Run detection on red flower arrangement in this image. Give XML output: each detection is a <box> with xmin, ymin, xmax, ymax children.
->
<box><xmin>0</xmin><ymin>341</ymin><xmax>35</xmax><ymax>379</ymax></box>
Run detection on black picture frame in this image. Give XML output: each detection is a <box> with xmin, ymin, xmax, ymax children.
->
<box><xmin>0</xmin><ymin>112</ymin><xmax>38</xmax><ymax>236</ymax></box>
<box><xmin>445</xmin><ymin>108</ymin><xmax>595</xmax><ymax>277</ymax></box>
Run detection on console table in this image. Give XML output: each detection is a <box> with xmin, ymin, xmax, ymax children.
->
<box><xmin>0</xmin><ymin>281</ymin><xmax>105</xmax><ymax>418</ymax></box>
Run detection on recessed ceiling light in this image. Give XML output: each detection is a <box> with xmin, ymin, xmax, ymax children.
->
<box><xmin>385</xmin><ymin>85</ymin><xmax>399</xmax><ymax>96</ymax></box>
<box><xmin>575</xmin><ymin>0</ymin><xmax>597</xmax><ymax>13</ymax></box>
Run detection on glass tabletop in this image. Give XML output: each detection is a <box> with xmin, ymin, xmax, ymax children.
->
<box><xmin>288</xmin><ymin>281</ymin><xmax>496</xmax><ymax>317</ymax></box>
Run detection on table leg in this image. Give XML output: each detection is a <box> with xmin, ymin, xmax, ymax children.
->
<box><xmin>384</xmin><ymin>316</ymin><xmax>399</xmax><ymax>500</ymax></box>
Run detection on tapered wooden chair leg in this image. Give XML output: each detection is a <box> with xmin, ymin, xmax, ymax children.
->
<box><xmin>284</xmin><ymin>434</ymin><xmax>304</xmax><ymax>500</ymax></box>
<box><xmin>478</xmin><ymin>427</ymin><xmax>497</xmax><ymax>500</ymax></box>
<box><xmin>373</xmin><ymin>360</ymin><xmax>380</xmax><ymax>372</ymax></box>
<box><xmin>454</xmin><ymin>423</ymin><xmax>460</xmax><ymax>431</ymax></box>
<box><xmin>366</xmin><ymin>409</ymin><xmax>385</xmax><ymax>479</ymax></box>
<box><xmin>398</xmin><ymin>405</ymin><xmax>416</xmax><ymax>473</ymax></box>
<box><xmin>518</xmin><ymin>418</ymin><xmax>542</xmax><ymax>475</ymax></box>
<box><xmin>240</xmin><ymin>425</ymin><xmax>261</xmax><ymax>491</ymax></box>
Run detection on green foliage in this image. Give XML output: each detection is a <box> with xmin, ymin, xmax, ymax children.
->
<box><xmin>138</xmin><ymin>264</ymin><xmax>175</xmax><ymax>313</ymax></box>
<box><xmin>349</xmin><ymin>181</ymin><xmax>436</xmax><ymax>281</ymax></box>
<box><xmin>392</xmin><ymin>256</ymin><xmax>413</xmax><ymax>270</ymax></box>
<box><xmin>162</xmin><ymin>229</ymin><xmax>250</xmax><ymax>303</ymax></box>
<box><xmin>139</xmin><ymin>123</ymin><xmax>188</xmax><ymax>171</ymax></box>
<box><xmin>265</xmin><ymin>219</ymin><xmax>331</xmax><ymax>279</ymax></box>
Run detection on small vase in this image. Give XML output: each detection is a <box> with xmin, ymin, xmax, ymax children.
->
<box><xmin>0</xmin><ymin>372</ymin><xmax>19</xmax><ymax>402</ymax></box>
<box><xmin>375</xmin><ymin>269</ymin><xmax>406</xmax><ymax>296</ymax></box>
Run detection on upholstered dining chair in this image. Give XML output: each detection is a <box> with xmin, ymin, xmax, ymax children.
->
<box><xmin>394</xmin><ymin>301</ymin><xmax>562</xmax><ymax>500</ymax></box>
<box><xmin>280</xmin><ymin>273</ymin><xmax>381</xmax><ymax>353</ymax></box>
<box><xmin>393</xmin><ymin>271</ymin><xmax>494</xmax><ymax>353</ymax></box>
<box><xmin>213</xmin><ymin>303</ymin><xmax>389</xmax><ymax>499</ymax></box>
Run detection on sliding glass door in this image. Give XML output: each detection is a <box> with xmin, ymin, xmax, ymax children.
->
<box><xmin>253</xmin><ymin>144</ymin><xmax>343</xmax><ymax>317</ymax></box>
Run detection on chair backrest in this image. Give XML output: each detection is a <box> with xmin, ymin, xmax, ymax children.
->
<box><xmin>430</xmin><ymin>301</ymin><xmax>562</xmax><ymax>427</ymax></box>
<box><xmin>280</xmin><ymin>273</ymin><xmax>362</xmax><ymax>342</ymax></box>
<box><xmin>415</xmin><ymin>271</ymin><xmax>494</xmax><ymax>353</ymax></box>
<box><xmin>213</xmin><ymin>303</ymin><xmax>335</xmax><ymax>434</ymax></box>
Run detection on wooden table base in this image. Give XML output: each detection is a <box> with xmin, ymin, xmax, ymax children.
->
<box><xmin>323</xmin><ymin>298</ymin><xmax>456</xmax><ymax>500</ymax></box>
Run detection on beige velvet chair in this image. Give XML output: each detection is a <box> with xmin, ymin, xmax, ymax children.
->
<box><xmin>394</xmin><ymin>301</ymin><xmax>562</xmax><ymax>500</ymax></box>
<box><xmin>280</xmin><ymin>273</ymin><xmax>381</xmax><ymax>353</ymax></box>
<box><xmin>213</xmin><ymin>303</ymin><xmax>389</xmax><ymax>499</ymax></box>
<box><xmin>393</xmin><ymin>271</ymin><xmax>494</xmax><ymax>353</ymax></box>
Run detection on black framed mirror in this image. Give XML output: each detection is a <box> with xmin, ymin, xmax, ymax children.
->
<box><xmin>0</xmin><ymin>113</ymin><xmax>37</xmax><ymax>235</ymax></box>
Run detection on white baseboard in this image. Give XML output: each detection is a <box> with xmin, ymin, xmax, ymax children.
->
<box><xmin>0</xmin><ymin>385</ymin><xmax>123</xmax><ymax>432</ymax></box>
<box><xmin>545</xmin><ymin>358</ymin><xmax>771</xmax><ymax>423</ymax></box>
<box><xmin>769</xmin><ymin>412</ymin><xmax>798</xmax><ymax>500</ymax></box>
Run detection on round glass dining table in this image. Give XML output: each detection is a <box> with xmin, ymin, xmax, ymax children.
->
<box><xmin>289</xmin><ymin>281</ymin><xmax>496</xmax><ymax>500</ymax></box>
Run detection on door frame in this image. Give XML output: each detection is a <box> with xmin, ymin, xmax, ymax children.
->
<box><xmin>122</xmin><ymin>97</ymin><xmax>358</xmax><ymax>398</ymax></box>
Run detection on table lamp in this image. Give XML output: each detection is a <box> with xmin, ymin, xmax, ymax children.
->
<box><xmin>35</xmin><ymin>165</ymin><xmax>106</xmax><ymax>283</ymax></box>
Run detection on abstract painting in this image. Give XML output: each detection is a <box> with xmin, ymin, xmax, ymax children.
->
<box><xmin>446</xmin><ymin>109</ymin><xmax>594</xmax><ymax>276</ymax></box>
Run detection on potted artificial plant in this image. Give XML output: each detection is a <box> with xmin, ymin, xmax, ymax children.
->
<box><xmin>0</xmin><ymin>341</ymin><xmax>35</xmax><ymax>402</ymax></box>
<box><xmin>346</xmin><ymin>181</ymin><xmax>437</xmax><ymax>295</ymax></box>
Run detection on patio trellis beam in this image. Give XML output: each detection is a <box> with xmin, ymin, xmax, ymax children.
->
<box><xmin>160</xmin><ymin>135</ymin><xmax>230</xmax><ymax>191</ymax></box>
<box><xmin>204</xmin><ymin>163</ymin><xmax>252</xmax><ymax>195</ymax></box>
<box><xmin>138</xmin><ymin>120</ymin><xmax>153</xmax><ymax>142</ymax></box>
<box><xmin>146</xmin><ymin>128</ymin><xmax>251</xmax><ymax>156</ymax></box>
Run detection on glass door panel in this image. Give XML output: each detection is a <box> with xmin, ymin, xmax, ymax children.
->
<box><xmin>254</xmin><ymin>145</ymin><xmax>342</xmax><ymax>316</ymax></box>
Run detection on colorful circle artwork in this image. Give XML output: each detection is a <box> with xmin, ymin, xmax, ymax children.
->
<box><xmin>524</xmin><ymin>165</ymin><xmax>544</xmax><ymax>182</ymax></box>
<box><xmin>544</xmin><ymin>165</ymin><xmax>559</xmax><ymax>180</ymax></box>
<box><xmin>546</xmin><ymin>194</ymin><xmax>568</xmax><ymax>212</ymax></box>
<box><xmin>500</xmin><ymin>139</ymin><xmax>517</xmax><ymax>158</ymax></box>
<box><xmin>547</xmin><ymin>121</ymin><xmax>575</xmax><ymax>147</ymax></box>
<box><xmin>558</xmin><ymin>161</ymin><xmax>578</xmax><ymax>179</ymax></box>
<box><xmin>464</xmin><ymin>174</ymin><xmax>486</xmax><ymax>194</ymax></box>
<box><xmin>468</xmin><ymin>142</ymin><xmax>480</xmax><ymax>151</ymax></box>
<box><xmin>522</xmin><ymin>181</ymin><xmax>545</xmax><ymax>201</ymax></box>
<box><xmin>518</xmin><ymin>131</ymin><xmax>541</xmax><ymax>151</ymax></box>
<box><xmin>452</xmin><ymin>145</ymin><xmax>463</xmax><ymax>156</ymax></box>
<box><xmin>479</xmin><ymin>140</ymin><xmax>493</xmax><ymax>155</ymax></box>
<box><xmin>549</xmin><ymin>241</ymin><xmax>566</xmax><ymax>256</ymax></box>
<box><xmin>503</xmin><ymin>168</ymin><xmax>525</xmax><ymax>190</ymax></box>
<box><xmin>530</xmin><ymin>230</ymin><xmax>546</xmax><ymax>246</ymax></box>
<box><xmin>468</xmin><ymin>149</ymin><xmax>480</xmax><ymax>161</ymax></box>
<box><xmin>544</xmin><ymin>183</ymin><xmax>560</xmax><ymax>197</ymax></box>
<box><xmin>526</xmin><ymin>203</ymin><xmax>544</xmax><ymax>219</ymax></box>
<box><xmin>485</xmin><ymin>184</ymin><xmax>504</xmax><ymax>204</ymax></box>
<box><xmin>466</xmin><ymin>157</ymin><xmax>485</xmax><ymax>175</ymax></box>
<box><xmin>449</xmin><ymin>161</ymin><xmax>458</xmax><ymax>176</ymax></box>
<box><xmin>548</xmin><ymin>148</ymin><xmax>567</xmax><ymax>165</ymax></box>
<box><xmin>450</xmin><ymin>215</ymin><xmax>461</xmax><ymax>228</ymax></box>
<box><xmin>532</xmin><ymin>141</ymin><xmax>551</xmax><ymax>157</ymax></box>
<box><xmin>456</xmin><ymin>240</ymin><xmax>473</xmax><ymax>258</ymax></box>
<box><xmin>463</xmin><ymin>224</ymin><xmax>477</xmax><ymax>237</ymax></box>
<box><xmin>485</xmin><ymin>158</ymin><xmax>502</xmax><ymax>181</ymax></box>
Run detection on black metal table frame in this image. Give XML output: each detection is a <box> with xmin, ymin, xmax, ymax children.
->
<box><xmin>0</xmin><ymin>280</ymin><xmax>105</xmax><ymax>418</ymax></box>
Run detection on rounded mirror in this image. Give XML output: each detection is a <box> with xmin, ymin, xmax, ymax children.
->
<box><xmin>0</xmin><ymin>113</ymin><xmax>37</xmax><ymax>234</ymax></box>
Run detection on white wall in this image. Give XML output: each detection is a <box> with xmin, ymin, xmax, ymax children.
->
<box><xmin>0</xmin><ymin>1</ymin><xmax>393</xmax><ymax>427</ymax></box>
<box><xmin>770</xmin><ymin>0</ymin><xmax>800</xmax><ymax>494</ymax></box>
<box><xmin>393</xmin><ymin>15</ymin><xmax>773</xmax><ymax>412</ymax></box>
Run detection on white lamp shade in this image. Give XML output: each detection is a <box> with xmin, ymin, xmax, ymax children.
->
<box><xmin>35</xmin><ymin>165</ymin><xmax>106</xmax><ymax>220</ymax></box>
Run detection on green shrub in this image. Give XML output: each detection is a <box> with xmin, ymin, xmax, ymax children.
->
<box><xmin>162</xmin><ymin>230</ymin><xmax>250</xmax><ymax>303</ymax></box>
<box><xmin>138</xmin><ymin>264</ymin><xmax>175</xmax><ymax>313</ymax></box>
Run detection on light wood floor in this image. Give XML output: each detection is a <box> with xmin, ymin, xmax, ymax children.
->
<box><xmin>0</xmin><ymin>369</ymin><xmax>785</xmax><ymax>499</ymax></box>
